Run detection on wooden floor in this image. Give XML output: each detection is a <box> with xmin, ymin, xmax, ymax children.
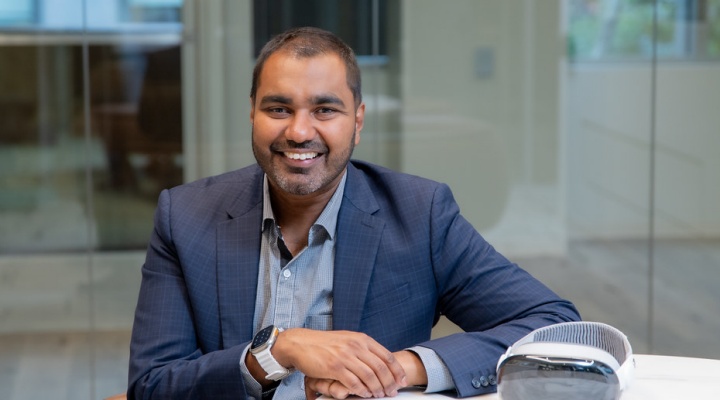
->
<box><xmin>1</xmin><ymin>239</ymin><xmax>719</xmax><ymax>399</ymax></box>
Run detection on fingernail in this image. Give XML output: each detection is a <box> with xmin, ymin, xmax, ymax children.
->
<box><xmin>401</xmin><ymin>376</ymin><xmax>408</xmax><ymax>386</ymax></box>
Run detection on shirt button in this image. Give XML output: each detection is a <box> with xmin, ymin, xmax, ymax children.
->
<box><xmin>471</xmin><ymin>378</ymin><xmax>482</xmax><ymax>389</ymax></box>
<box><xmin>283</xmin><ymin>269</ymin><xmax>291</xmax><ymax>278</ymax></box>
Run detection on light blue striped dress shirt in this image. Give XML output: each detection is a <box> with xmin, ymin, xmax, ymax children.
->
<box><xmin>240</xmin><ymin>171</ymin><xmax>453</xmax><ymax>399</ymax></box>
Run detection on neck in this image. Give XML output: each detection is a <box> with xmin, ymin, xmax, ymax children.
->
<box><xmin>268</xmin><ymin>175</ymin><xmax>343</xmax><ymax>246</ymax></box>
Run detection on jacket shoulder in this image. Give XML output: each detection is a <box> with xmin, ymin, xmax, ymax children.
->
<box><xmin>163</xmin><ymin>164</ymin><xmax>263</xmax><ymax>217</ymax></box>
<box><xmin>179</xmin><ymin>164</ymin><xmax>262</xmax><ymax>190</ymax></box>
<box><xmin>349</xmin><ymin>160</ymin><xmax>445</xmax><ymax>196</ymax></box>
<box><xmin>346</xmin><ymin>160</ymin><xmax>451</xmax><ymax>219</ymax></box>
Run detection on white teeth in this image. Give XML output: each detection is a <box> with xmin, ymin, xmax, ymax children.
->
<box><xmin>284</xmin><ymin>152</ymin><xmax>318</xmax><ymax>160</ymax></box>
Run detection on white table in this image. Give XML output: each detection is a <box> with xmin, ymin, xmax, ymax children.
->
<box><xmin>621</xmin><ymin>354</ymin><xmax>720</xmax><ymax>399</ymax></box>
<box><xmin>322</xmin><ymin>354</ymin><xmax>720</xmax><ymax>399</ymax></box>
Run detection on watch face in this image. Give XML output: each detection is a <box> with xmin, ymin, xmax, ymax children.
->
<box><xmin>251</xmin><ymin>325</ymin><xmax>275</xmax><ymax>350</ymax></box>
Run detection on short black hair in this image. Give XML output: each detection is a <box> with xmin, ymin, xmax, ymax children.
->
<box><xmin>250</xmin><ymin>26</ymin><xmax>362</xmax><ymax>108</ymax></box>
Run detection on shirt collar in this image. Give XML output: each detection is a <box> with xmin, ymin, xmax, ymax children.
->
<box><xmin>261</xmin><ymin>171</ymin><xmax>347</xmax><ymax>241</ymax></box>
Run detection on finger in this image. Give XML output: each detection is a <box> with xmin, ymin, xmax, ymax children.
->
<box><xmin>304</xmin><ymin>383</ymin><xmax>319</xmax><ymax>400</ymax></box>
<box><xmin>305</xmin><ymin>377</ymin><xmax>332</xmax><ymax>399</ymax></box>
<box><xmin>333</xmin><ymin>351</ymin><xmax>400</xmax><ymax>398</ymax></box>
<box><xmin>353</xmin><ymin>351</ymin><xmax>402</xmax><ymax>397</ymax></box>
<box><xmin>328</xmin><ymin>380</ymin><xmax>352</xmax><ymax>399</ymax></box>
<box><xmin>368</xmin><ymin>344</ymin><xmax>408</xmax><ymax>388</ymax></box>
<box><xmin>332</xmin><ymin>357</ymin><xmax>387</xmax><ymax>398</ymax></box>
<box><xmin>332</xmin><ymin>369</ymin><xmax>373</xmax><ymax>398</ymax></box>
<box><xmin>307</xmin><ymin>378</ymin><xmax>353</xmax><ymax>399</ymax></box>
<box><xmin>330</xmin><ymin>335</ymin><xmax>404</xmax><ymax>397</ymax></box>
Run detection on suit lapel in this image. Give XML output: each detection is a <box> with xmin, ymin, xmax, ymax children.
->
<box><xmin>216</xmin><ymin>167</ymin><xmax>264</xmax><ymax>347</ymax></box>
<box><xmin>215</xmin><ymin>164</ymin><xmax>385</xmax><ymax>339</ymax></box>
<box><xmin>333</xmin><ymin>164</ymin><xmax>385</xmax><ymax>332</ymax></box>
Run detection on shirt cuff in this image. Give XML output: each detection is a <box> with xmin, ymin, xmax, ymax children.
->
<box><xmin>407</xmin><ymin>346</ymin><xmax>455</xmax><ymax>393</ymax></box>
<box><xmin>239</xmin><ymin>344</ymin><xmax>264</xmax><ymax>398</ymax></box>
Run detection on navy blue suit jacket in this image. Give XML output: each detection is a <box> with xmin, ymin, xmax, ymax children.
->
<box><xmin>128</xmin><ymin>160</ymin><xmax>580</xmax><ymax>399</ymax></box>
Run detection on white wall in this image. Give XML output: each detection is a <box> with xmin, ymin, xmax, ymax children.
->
<box><xmin>398</xmin><ymin>0</ymin><xmax>511</xmax><ymax>231</ymax></box>
<box><xmin>398</xmin><ymin>0</ymin><xmax>566</xmax><ymax>250</ymax></box>
<box><xmin>565</xmin><ymin>63</ymin><xmax>720</xmax><ymax>239</ymax></box>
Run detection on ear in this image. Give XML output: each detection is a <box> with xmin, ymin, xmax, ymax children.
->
<box><xmin>354</xmin><ymin>102</ymin><xmax>365</xmax><ymax>145</ymax></box>
<box><xmin>249</xmin><ymin>97</ymin><xmax>256</xmax><ymax>124</ymax></box>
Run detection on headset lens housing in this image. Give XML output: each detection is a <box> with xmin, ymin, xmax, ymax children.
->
<box><xmin>498</xmin><ymin>355</ymin><xmax>621</xmax><ymax>400</ymax></box>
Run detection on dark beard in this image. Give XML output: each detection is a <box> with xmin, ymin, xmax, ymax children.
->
<box><xmin>252</xmin><ymin>129</ymin><xmax>355</xmax><ymax>196</ymax></box>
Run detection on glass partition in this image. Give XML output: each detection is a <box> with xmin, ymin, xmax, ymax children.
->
<box><xmin>564</xmin><ymin>0</ymin><xmax>720</xmax><ymax>358</ymax></box>
<box><xmin>1</xmin><ymin>1</ymin><xmax>719</xmax><ymax>398</ymax></box>
<box><xmin>0</xmin><ymin>0</ymin><xmax>181</xmax><ymax>398</ymax></box>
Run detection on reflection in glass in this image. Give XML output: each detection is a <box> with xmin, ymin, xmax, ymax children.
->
<box><xmin>89</xmin><ymin>42</ymin><xmax>183</xmax><ymax>249</ymax></box>
<box><xmin>568</xmin><ymin>0</ymin><xmax>720</xmax><ymax>61</ymax></box>
<box><xmin>0</xmin><ymin>1</ymin><xmax>183</xmax><ymax>398</ymax></box>
<box><xmin>1</xmin><ymin>1</ymin><xmax>720</xmax><ymax>398</ymax></box>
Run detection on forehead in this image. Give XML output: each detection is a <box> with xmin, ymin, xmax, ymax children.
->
<box><xmin>257</xmin><ymin>51</ymin><xmax>351</xmax><ymax>98</ymax></box>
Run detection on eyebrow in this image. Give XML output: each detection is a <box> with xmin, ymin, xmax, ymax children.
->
<box><xmin>259</xmin><ymin>94</ymin><xmax>346</xmax><ymax>108</ymax></box>
<box><xmin>310</xmin><ymin>95</ymin><xmax>345</xmax><ymax>107</ymax></box>
<box><xmin>259</xmin><ymin>95</ymin><xmax>292</xmax><ymax>106</ymax></box>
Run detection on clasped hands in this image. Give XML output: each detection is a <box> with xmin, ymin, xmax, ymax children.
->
<box><xmin>249</xmin><ymin>328</ymin><xmax>427</xmax><ymax>399</ymax></box>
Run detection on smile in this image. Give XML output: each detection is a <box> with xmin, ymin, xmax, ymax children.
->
<box><xmin>283</xmin><ymin>152</ymin><xmax>319</xmax><ymax>160</ymax></box>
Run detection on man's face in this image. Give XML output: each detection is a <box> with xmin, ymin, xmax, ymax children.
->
<box><xmin>251</xmin><ymin>51</ymin><xmax>364</xmax><ymax>197</ymax></box>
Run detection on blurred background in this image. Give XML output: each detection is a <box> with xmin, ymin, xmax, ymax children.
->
<box><xmin>1</xmin><ymin>0</ymin><xmax>719</xmax><ymax>398</ymax></box>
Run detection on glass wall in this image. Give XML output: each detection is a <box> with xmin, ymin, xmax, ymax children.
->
<box><xmin>0</xmin><ymin>0</ymin><xmax>182</xmax><ymax>398</ymax></box>
<box><xmin>0</xmin><ymin>0</ymin><xmax>718</xmax><ymax>398</ymax></box>
<box><xmin>563</xmin><ymin>0</ymin><xmax>720</xmax><ymax>357</ymax></box>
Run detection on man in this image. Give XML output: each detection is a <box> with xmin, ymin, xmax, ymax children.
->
<box><xmin>128</xmin><ymin>26</ymin><xmax>580</xmax><ymax>399</ymax></box>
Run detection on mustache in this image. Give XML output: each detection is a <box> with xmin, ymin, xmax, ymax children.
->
<box><xmin>270</xmin><ymin>140</ymin><xmax>328</xmax><ymax>153</ymax></box>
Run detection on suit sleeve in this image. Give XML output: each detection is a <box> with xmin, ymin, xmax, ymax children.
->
<box><xmin>418</xmin><ymin>184</ymin><xmax>581</xmax><ymax>397</ymax></box>
<box><xmin>127</xmin><ymin>189</ymin><xmax>254</xmax><ymax>399</ymax></box>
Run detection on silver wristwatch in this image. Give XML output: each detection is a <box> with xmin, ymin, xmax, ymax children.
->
<box><xmin>250</xmin><ymin>325</ymin><xmax>293</xmax><ymax>381</ymax></box>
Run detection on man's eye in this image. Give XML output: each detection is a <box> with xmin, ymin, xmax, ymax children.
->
<box><xmin>269</xmin><ymin>107</ymin><xmax>287</xmax><ymax>113</ymax></box>
<box><xmin>316</xmin><ymin>107</ymin><xmax>336</xmax><ymax>115</ymax></box>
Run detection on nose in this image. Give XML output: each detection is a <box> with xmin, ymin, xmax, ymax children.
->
<box><xmin>285</xmin><ymin>111</ymin><xmax>315</xmax><ymax>143</ymax></box>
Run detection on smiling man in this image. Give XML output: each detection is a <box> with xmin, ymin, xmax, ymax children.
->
<box><xmin>128</xmin><ymin>27</ymin><xmax>580</xmax><ymax>400</ymax></box>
